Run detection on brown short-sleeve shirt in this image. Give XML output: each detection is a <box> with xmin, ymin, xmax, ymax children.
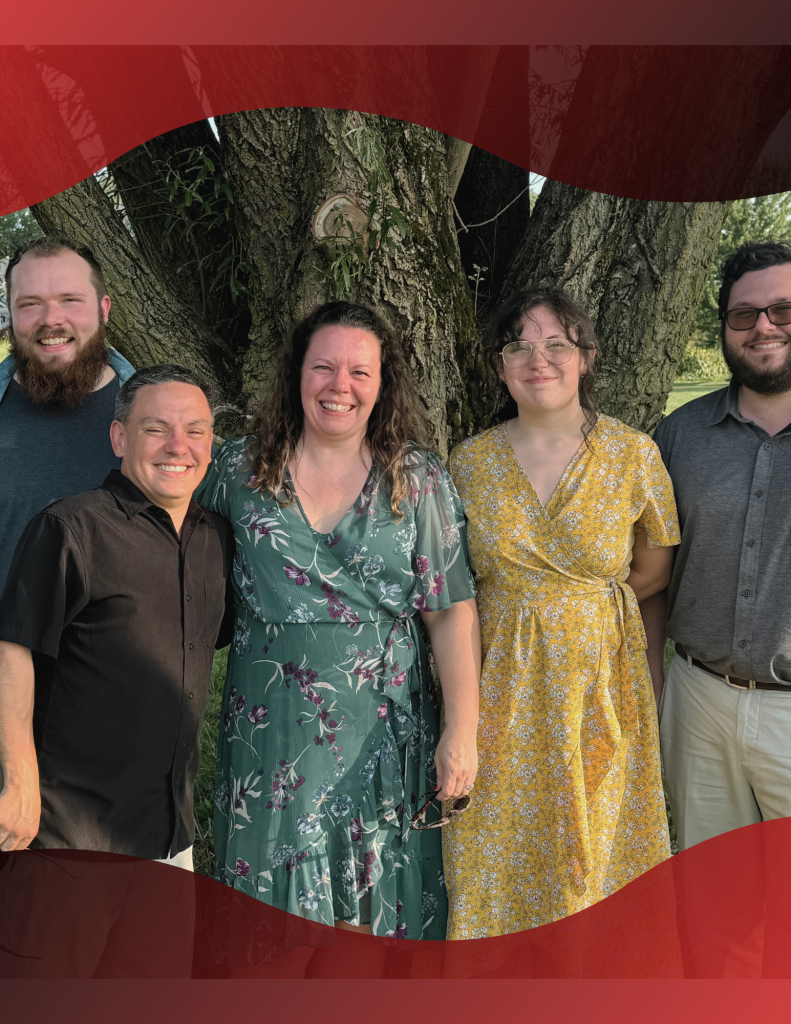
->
<box><xmin>0</xmin><ymin>470</ymin><xmax>234</xmax><ymax>858</ymax></box>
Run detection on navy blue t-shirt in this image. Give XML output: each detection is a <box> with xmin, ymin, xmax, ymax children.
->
<box><xmin>0</xmin><ymin>376</ymin><xmax>121</xmax><ymax>593</ymax></box>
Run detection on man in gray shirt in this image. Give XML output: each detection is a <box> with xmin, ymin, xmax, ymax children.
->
<box><xmin>646</xmin><ymin>240</ymin><xmax>791</xmax><ymax>859</ymax></box>
<box><xmin>0</xmin><ymin>235</ymin><xmax>134</xmax><ymax>592</ymax></box>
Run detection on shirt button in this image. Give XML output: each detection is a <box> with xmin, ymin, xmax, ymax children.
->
<box><xmin>764</xmin><ymin>443</ymin><xmax>772</xmax><ymax>451</ymax></box>
<box><xmin>747</xmin><ymin>539</ymin><xmax>755</xmax><ymax>547</ymax></box>
<box><xmin>755</xmin><ymin>490</ymin><xmax>764</xmax><ymax>497</ymax></box>
<box><xmin>742</xmin><ymin>589</ymin><xmax>751</xmax><ymax>597</ymax></box>
<box><xmin>189</xmin><ymin>642</ymin><xmax>195</xmax><ymax>650</ymax></box>
<box><xmin>738</xmin><ymin>640</ymin><xmax>747</xmax><ymax>649</ymax></box>
<box><xmin>186</xmin><ymin>595</ymin><xmax>192</xmax><ymax>602</ymax></box>
<box><xmin>182</xmin><ymin>742</ymin><xmax>187</xmax><ymax>748</ymax></box>
<box><xmin>188</xmin><ymin>692</ymin><xmax>194</xmax><ymax>699</ymax></box>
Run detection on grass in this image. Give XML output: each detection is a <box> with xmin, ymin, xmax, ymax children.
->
<box><xmin>665</xmin><ymin>341</ymin><xmax>729</xmax><ymax>415</ymax></box>
<box><xmin>193</xmin><ymin>647</ymin><xmax>227</xmax><ymax>879</ymax></box>
<box><xmin>663</xmin><ymin>640</ymin><xmax>679</xmax><ymax>855</ymax></box>
<box><xmin>664</xmin><ymin>380</ymin><xmax>728</xmax><ymax>415</ymax></box>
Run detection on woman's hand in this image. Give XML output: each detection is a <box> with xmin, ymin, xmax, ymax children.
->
<box><xmin>434</xmin><ymin>726</ymin><xmax>478</xmax><ymax>801</ymax></box>
<box><xmin>420</xmin><ymin>597</ymin><xmax>481</xmax><ymax>803</ymax></box>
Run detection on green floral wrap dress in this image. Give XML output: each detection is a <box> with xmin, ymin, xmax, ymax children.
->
<box><xmin>196</xmin><ymin>438</ymin><xmax>474</xmax><ymax>940</ymax></box>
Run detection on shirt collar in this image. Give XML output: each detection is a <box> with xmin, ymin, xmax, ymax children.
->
<box><xmin>710</xmin><ymin>377</ymin><xmax>791</xmax><ymax>436</ymax></box>
<box><xmin>103</xmin><ymin>468</ymin><xmax>206</xmax><ymax>523</ymax></box>
<box><xmin>709</xmin><ymin>378</ymin><xmax>741</xmax><ymax>426</ymax></box>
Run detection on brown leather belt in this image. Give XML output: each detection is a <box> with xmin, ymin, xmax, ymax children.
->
<box><xmin>675</xmin><ymin>642</ymin><xmax>791</xmax><ymax>692</ymax></box>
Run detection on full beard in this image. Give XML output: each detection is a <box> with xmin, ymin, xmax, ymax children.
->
<box><xmin>11</xmin><ymin>322</ymin><xmax>110</xmax><ymax>411</ymax></box>
<box><xmin>722</xmin><ymin>338</ymin><xmax>791</xmax><ymax>396</ymax></box>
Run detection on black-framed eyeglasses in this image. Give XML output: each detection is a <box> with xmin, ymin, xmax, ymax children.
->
<box><xmin>500</xmin><ymin>338</ymin><xmax>577</xmax><ymax>367</ymax></box>
<box><xmin>722</xmin><ymin>303</ymin><xmax>791</xmax><ymax>331</ymax></box>
<box><xmin>409</xmin><ymin>792</ymin><xmax>471</xmax><ymax>830</ymax></box>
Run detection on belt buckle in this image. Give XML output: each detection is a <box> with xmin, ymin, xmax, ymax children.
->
<box><xmin>724</xmin><ymin>674</ymin><xmax>756</xmax><ymax>690</ymax></box>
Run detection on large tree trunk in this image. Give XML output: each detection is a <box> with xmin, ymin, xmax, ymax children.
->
<box><xmin>108</xmin><ymin>120</ymin><xmax>244</xmax><ymax>343</ymax></box>
<box><xmin>454</xmin><ymin>146</ymin><xmax>532</xmax><ymax>317</ymax></box>
<box><xmin>31</xmin><ymin>175</ymin><xmax>239</xmax><ymax>424</ymax></box>
<box><xmin>218</xmin><ymin>107</ymin><xmax>498</xmax><ymax>454</ymax></box>
<box><xmin>26</xmin><ymin>108</ymin><xmax>730</xmax><ymax>444</ymax></box>
<box><xmin>503</xmin><ymin>180</ymin><xmax>729</xmax><ymax>431</ymax></box>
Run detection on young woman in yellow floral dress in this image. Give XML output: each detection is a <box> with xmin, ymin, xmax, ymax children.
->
<box><xmin>443</xmin><ymin>288</ymin><xmax>680</xmax><ymax>938</ymax></box>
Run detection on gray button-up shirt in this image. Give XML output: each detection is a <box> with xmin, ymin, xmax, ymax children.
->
<box><xmin>654</xmin><ymin>380</ymin><xmax>791</xmax><ymax>685</ymax></box>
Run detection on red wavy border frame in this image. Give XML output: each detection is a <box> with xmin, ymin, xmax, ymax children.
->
<box><xmin>4</xmin><ymin>32</ymin><xmax>791</xmax><ymax>1013</ymax></box>
<box><xmin>2</xmin><ymin>817</ymin><xmax>791</xmax><ymax>979</ymax></box>
<box><xmin>2</xmin><ymin>45</ymin><xmax>791</xmax><ymax>210</ymax></box>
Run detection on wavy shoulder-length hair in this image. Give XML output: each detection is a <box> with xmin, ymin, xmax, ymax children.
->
<box><xmin>247</xmin><ymin>301</ymin><xmax>428</xmax><ymax>520</ymax></box>
<box><xmin>483</xmin><ymin>287</ymin><xmax>599</xmax><ymax>436</ymax></box>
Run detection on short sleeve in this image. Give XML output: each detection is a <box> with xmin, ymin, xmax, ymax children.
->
<box><xmin>409</xmin><ymin>450</ymin><xmax>475</xmax><ymax>612</ymax></box>
<box><xmin>634</xmin><ymin>440</ymin><xmax>681</xmax><ymax>549</ymax></box>
<box><xmin>0</xmin><ymin>513</ymin><xmax>89</xmax><ymax>657</ymax></box>
<box><xmin>194</xmin><ymin>436</ymin><xmax>253</xmax><ymax>518</ymax></box>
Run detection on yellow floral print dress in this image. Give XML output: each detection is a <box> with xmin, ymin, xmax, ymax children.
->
<box><xmin>443</xmin><ymin>416</ymin><xmax>680</xmax><ymax>938</ymax></box>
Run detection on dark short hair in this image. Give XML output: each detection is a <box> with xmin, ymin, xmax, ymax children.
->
<box><xmin>115</xmin><ymin>364</ymin><xmax>216</xmax><ymax>424</ymax></box>
<box><xmin>5</xmin><ymin>235</ymin><xmax>108</xmax><ymax>304</ymax></box>
<box><xmin>483</xmin><ymin>287</ymin><xmax>598</xmax><ymax>432</ymax></box>
<box><xmin>718</xmin><ymin>240</ymin><xmax>791</xmax><ymax>336</ymax></box>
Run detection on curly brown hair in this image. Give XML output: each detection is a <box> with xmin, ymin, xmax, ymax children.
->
<box><xmin>483</xmin><ymin>287</ymin><xmax>598</xmax><ymax>436</ymax></box>
<box><xmin>247</xmin><ymin>302</ymin><xmax>428</xmax><ymax>520</ymax></box>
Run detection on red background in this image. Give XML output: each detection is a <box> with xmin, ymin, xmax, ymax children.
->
<box><xmin>3</xmin><ymin>0</ymin><xmax>791</xmax><ymax>1015</ymax></box>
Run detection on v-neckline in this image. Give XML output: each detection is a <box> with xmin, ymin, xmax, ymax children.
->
<box><xmin>286</xmin><ymin>466</ymin><xmax>375</xmax><ymax>538</ymax></box>
<box><xmin>499</xmin><ymin>420</ymin><xmax>590</xmax><ymax>517</ymax></box>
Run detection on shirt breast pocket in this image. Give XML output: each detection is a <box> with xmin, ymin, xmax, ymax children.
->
<box><xmin>204</xmin><ymin>576</ymin><xmax>227</xmax><ymax>648</ymax></box>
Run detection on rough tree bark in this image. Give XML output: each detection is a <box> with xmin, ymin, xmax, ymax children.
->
<box><xmin>503</xmin><ymin>180</ymin><xmax>729</xmax><ymax>431</ymax></box>
<box><xmin>218</xmin><ymin>108</ymin><xmax>498</xmax><ymax>453</ymax></box>
<box><xmin>109</xmin><ymin>120</ymin><xmax>242</xmax><ymax>342</ymax></box>
<box><xmin>31</xmin><ymin>174</ymin><xmax>235</xmax><ymax>406</ymax></box>
<box><xmin>26</xmin><ymin>108</ymin><xmax>731</xmax><ymax>444</ymax></box>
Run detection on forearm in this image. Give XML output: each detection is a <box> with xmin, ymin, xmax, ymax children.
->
<box><xmin>639</xmin><ymin>589</ymin><xmax>669</xmax><ymax>704</ymax></box>
<box><xmin>0</xmin><ymin>641</ymin><xmax>40</xmax><ymax>851</ymax></box>
<box><xmin>626</xmin><ymin>576</ymin><xmax>659</xmax><ymax>603</ymax></box>
<box><xmin>0</xmin><ymin>641</ymin><xmax>37</xmax><ymax>780</ymax></box>
<box><xmin>421</xmin><ymin>598</ymin><xmax>481</xmax><ymax>731</ymax></box>
<box><xmin>625</xmin><ymin>563</ymin><xmax>671</xmax><ymax>603</ymax></box>
<box><xmin>421</xmin><ymin>599</ymin><xmax>481</xmax><ymax>800</ymax></box>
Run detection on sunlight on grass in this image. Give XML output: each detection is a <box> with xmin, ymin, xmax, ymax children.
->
<box><xmin>193</xmin><ymin>647</ymin><xmax>227</xmax><ymax>879</ymax></box>
<box><xmin>665</xmin><ymin>381</ymin><xmax>728</xmax><ymax>415</ymax></box>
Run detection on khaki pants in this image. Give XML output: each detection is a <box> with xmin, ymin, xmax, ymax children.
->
<box><xmin>660</xmin><ymin>653</ymin><xmax>791</xmax><ymax>850</ymax></box>
<box><xmin>660</xmin><ymin>653</ymin><xmax>791</xmax><ymax>977</ymax></box>
<box><xmin>156</xmin><ymin>845</ymin><xmax>194</xmax><ymax>871</ymax></box>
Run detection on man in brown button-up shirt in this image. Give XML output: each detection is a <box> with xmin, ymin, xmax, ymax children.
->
<box><xmin>0</xmin><ymin>363</ymin><xmax>233</xmax><ymax>860</ymax></box>
<box><xmin>646</xmin><ymin>241</ymin><xmax>791</xmax><ymax>857</ymax></box>
<box><xmin>0</xmin><ymin>364</ymin><xmax>232</xmax><ymax>977</ymax></box>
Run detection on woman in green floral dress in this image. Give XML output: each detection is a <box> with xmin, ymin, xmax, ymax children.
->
<box><xmin>197</xmin><ymin>302</ymin><xmax>480</xmax><ymax>973</ymax></box>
